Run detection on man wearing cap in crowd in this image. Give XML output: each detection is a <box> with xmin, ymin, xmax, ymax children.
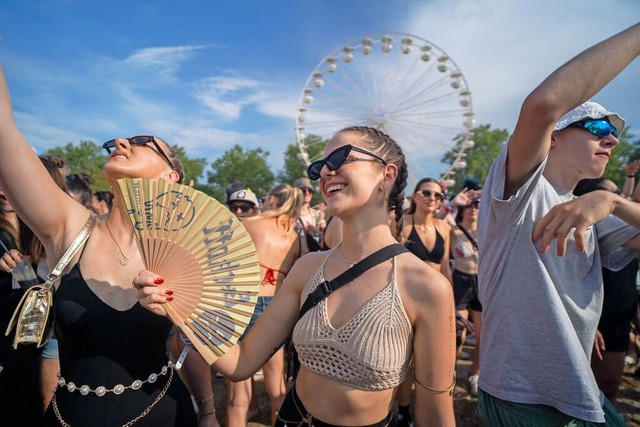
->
<box><xmin>477</xmin><ymin>23</ymin><xmax>640</xmax><ymax>425</ymax></box>
<box><xmin>294</xmin><ymin>177</ymin><xmax>325</xmax><ymax>250</ymax></box>
<box><xmin>227</xmin><ymin>188</ymin><xmax>260</xmax><ymax>220</ymax></box>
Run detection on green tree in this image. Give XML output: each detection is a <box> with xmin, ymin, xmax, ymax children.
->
<box><xmin>441</xmin><ymin>124</ymin><xmax>509</xmax><ymax>192</ymax></box>
<box><xmin>604</xmin><ymin>127</ymin><xmax>638</xmax><ymax>187</ymax></box>
<box><xmin>172</xmin><ymin>145</ymin><xmax>207</xmax><ymax>187</ymax></box>
<box><xmin>46</xmin><ymin>140</ymin><xmax>108</xmax><ymax>190</ymax></box>
<box><xmin>46</xmin><ymin>141</ymin><xmax>210</xmax><ymax>193</ymax></box>
<box><xmin>277</xmin><ymin>135</ymin><xmax>328</xmax><ymax>184</ymax></box>
<box><xmin>206</xmin><ymin>144</ymin><xmax>275</xmax><ymax>201</ymax></box>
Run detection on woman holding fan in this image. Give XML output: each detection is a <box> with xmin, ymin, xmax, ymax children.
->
<box><xmin>0</xmin><ymin>66</ymin><xmax>211</xmax><ymax>426</ymax></box>
<box><xmin>137</xmin><ymin>126</ymin><xmax>456</xmax><ymax>426</ymax></box>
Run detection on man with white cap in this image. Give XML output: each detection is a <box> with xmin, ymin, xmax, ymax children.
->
<box><xmin>478</xmin><ymin>23</ymin><xmax>640</xmax><ymax>425</ymax></box>
<box><xmin>226</xmin><ymin>188</ymin><xmax>260</xmax><ymax>220</ymax></box>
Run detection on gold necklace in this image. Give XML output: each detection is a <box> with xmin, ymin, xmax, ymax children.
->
<box><xmin>339</xmin><ymin>245</ymin><xmax>357</xmax><ymax>268</ymax></box>
<box><xmin>104</xmin><ymin>220</ymin><xmax>133</xmax><ymax>266</ymax></box>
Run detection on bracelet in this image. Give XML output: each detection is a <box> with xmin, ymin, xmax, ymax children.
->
<box><xmin>197</xmin><ymin>394</ymin><xmax>215</xmax><ymax>405</ymax></box>
<box><xmin>627</xmin><ymin>175</ymin><xmax>635</xmax><ymax>178</ymax></box>
<box><xmin>198</xmin><ymin>411</ymin><xmax>216</xmax><ymax>417</ymax></box>
<box><xmin>414</xmin><ymin>372</ymin><xmax>456</xmax><ymax>396</ymax></box>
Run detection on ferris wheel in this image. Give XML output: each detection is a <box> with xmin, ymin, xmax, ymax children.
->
<box><xmin>295</xmin><ymin>32</ymin><xmax>475</xmax><ymax>189</ymax></box>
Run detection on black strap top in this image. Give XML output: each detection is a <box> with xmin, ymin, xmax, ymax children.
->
<box><xmin>405</xmin><ymin>217</ymin><xmax>445</xmax><ymax>264</ymax></box>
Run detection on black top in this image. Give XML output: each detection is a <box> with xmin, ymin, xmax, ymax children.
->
<box><xmin>43</xmin><ymin>262</ymin><xmax>196</xmax><ymax>426</ymax></box>
<box><xmin>405</xmin><ymin>217</ymin><xmax>445</xmax><ymax>264</ymax></box>
<box><xmin>601</xmin><ymin>257</ymin><xmax>639</xmax><ymax>321</ymax></box>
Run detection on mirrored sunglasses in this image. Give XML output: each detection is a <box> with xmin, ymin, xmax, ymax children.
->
<box><xmin>417</xmin><ymin>190</ymin><xmax>444</xmax><ymax>200</ymax></box>
<box><xmin>567</xmin><ymin>118</ymin><xmax>618</xmax><ymax>138</ymax></box>
<box><xmin>102</xmin><ymin>135</ymin><xmax>174</xmax><ymax>169</ymax></box>
<box><xmin>306</xmin><ymin>144</ymin><xmax>387</xmax><ymax>181</ymax></box>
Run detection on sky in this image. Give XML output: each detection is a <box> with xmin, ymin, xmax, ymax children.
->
<box><xmin>1</xmin><ymin>0</ymin><xmax>639</xmax><ymax>184</ymax></box>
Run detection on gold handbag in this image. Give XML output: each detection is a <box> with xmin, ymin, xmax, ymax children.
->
<box><xmin>5</xmin><ymin>216</ymin><xmax>96</xmax><ymax>349</ymax></box>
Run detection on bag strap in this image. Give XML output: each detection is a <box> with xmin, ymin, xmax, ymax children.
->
<box><xmin>457</xmin><ymin>224</ymin><xmax>478</xmax><ymax>251</ymax></box>
<box><xmin>298</xmin><ymin>243</ymin><xmax>409</xmax><ymax>319</ymax></box>
<box><xmin>43</xmin><ymin>215</ymin><xmax>97</xmax><ymax>290</ymax></box>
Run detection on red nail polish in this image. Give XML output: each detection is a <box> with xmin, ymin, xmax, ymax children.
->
<box><xmin>154</xmin><ymin>277</ymin><xmax>164</xmax><ymax>285</ymax></box>
<box><xmin>166</xmin><ymin>296</ymin><xmax>173</xmax><ymax>301</ymax></box>
<box><xmin>165</xmin><ymin>290</ymin><xmax>173</xmax><ymax>295</ymax></box>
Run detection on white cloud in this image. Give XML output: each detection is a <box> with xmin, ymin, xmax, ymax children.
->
<box><xmin>194</xmin><ymin>76</ymin><xmax>266</xmax><ymax>120</ymax></box>
<box><xmin>121</xmin><ymin>44</ymin><xmax>212</xmax><ymax>81</ymax></box>
<box><xmin>403</xmin><ymin>0</ymin><xmax>640</xmax><ymax>132</ymax></box>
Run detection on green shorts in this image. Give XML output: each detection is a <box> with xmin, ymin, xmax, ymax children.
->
<box><xmin>477</xmin><ymin>388</ymin><xmax>626</xmax><ymax>426</ymax></box>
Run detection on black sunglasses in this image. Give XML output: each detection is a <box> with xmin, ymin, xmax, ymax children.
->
<box><xmin>102</xmin><ymin>135</ymin><xmax>174</xmax><ymax>169</ymax></box>
<box><xmin>567</xmin><ymin>118</ymin><xmax>619</xmax><ymax>139</ymax></box>
<box><xmin>416</xmin><ymin>190</ymin><xmax>444</xmax><ymax>200</ymax></box>
<box><xmin>228</xmin><ymin>203</ymin><xmax>254</xmax><ymax>213</ymax></box>
<box><xmin>306</xmin><ymin>144</ymin><xmax>387</xmax><ymax>181</ymax></box>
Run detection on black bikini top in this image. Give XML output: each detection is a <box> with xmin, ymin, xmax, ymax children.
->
<box><xmin>405</xmin><ymin>217</ymin><xmax>445</xmax><ymax>264</ymax></box>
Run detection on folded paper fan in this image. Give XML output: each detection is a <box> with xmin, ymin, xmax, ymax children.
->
<box><xmin>117</xmin><ymin>178</ymin><xmax>260</xmax><ymax>365</ymax></box>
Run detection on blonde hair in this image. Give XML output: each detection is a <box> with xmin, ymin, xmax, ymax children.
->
<box><xmin>253</xmin><ymin>183</ymin><xmax>304</xmax><ymax>232</ymax></box>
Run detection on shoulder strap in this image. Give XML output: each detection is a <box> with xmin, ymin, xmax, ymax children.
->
<box><xmin>43</xmin><ymin>215</ymin><xmax>97</xmax><ymax>291</ymax></box>
<box><xmin>457</xmin><ymin>224</ymin><xmax>478</xmax><ymax>251</ymax></box>
<box><xmin>298</xmin><ymin>243</ymin><xmax>409</xmax><ymax>319</ymax></box>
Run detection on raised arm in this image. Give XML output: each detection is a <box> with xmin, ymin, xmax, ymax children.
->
<box><xmin>506</xmin><ymin>23</ymin><xmax>640</xmax><ymax>198</ymax></box>
<box><xmin>0</xmin><ymin>66</ymin><xmax>87</xmax><ymax>250</ymax></box>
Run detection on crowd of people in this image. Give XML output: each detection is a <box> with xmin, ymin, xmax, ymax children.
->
<box><xmin>0</xmin><ymin>20</ymin><xmax>640</xmax><ymax>427</ymax></box>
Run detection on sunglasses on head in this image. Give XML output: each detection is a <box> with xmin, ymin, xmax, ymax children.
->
<box><xmin>102</xmin><ymin>135</ymin><xmax>174</xmax><ymax>169</ymax></box>
<box><xmin>417</xmin><ymin>189</ymin><xmax>444</xmax><ymax>200</ymax></box>
<box><xmin>306</xmin><ymin>144</ymin><xmax>387</xmax><ymax>181</ymax></box>
<box><xmin>567</xmin><ymin>118</ymin><xmax>618</xmax><ymax>139</ymax></box>
<box><xmin>228</xmin><ymin>203</ymin><xmax>254</xmax><ymax>213</ymax></box>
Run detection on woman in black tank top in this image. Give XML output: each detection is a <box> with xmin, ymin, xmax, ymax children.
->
<box><xmin>0</xmin><ymin>67</ymin><xmax>208</xmax><ymax>426</ymax></box>
<box><xmin>397</xmin><ymin>177</ymin><xmax>453</xmax><ymax>426</ymax></box>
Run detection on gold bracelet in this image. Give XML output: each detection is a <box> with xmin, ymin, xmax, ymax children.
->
<box><xmin>198</xmin><ymin>411</ymin><xmax>215</xmax><ymax>417</ymax></box>
<box><xmin>414</xmin><ymin>372</ymin><xmax>456</xmax><ymax>395</ymax></box>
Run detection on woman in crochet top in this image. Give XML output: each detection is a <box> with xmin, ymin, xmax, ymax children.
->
<box><xmin>136</xmin><ymin>126</ymin><xmax>456</xmax><ymax>426</ymax></box>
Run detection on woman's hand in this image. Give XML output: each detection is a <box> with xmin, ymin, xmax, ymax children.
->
<box><xmin>0</xmin><ymin>249</ymin><xmax>23</xmax><ymax>272</ymax></box>
<box><xmin>593</xmin><ymin>329</ymin><xmax>605</xmax><ymax>361</ymax></box>
<box><xmin>450</xmin><ymin>188</ymin><xmax>481</xmax><ymax>208</ymax></box>
<box><xmin>132</xmin><ymin>270</ymin><xmax>173</xmax><ymax>316</ymax></box>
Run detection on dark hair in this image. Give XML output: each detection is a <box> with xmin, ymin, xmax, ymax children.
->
<box><xmin>18</xmin><ymin>156</ymin><xmax>68</xmax><ymax>264</ymax></box>
<box><xmin>159</xmin><ymin>140</ymin><xmax>185</xmax><ymax>184</ymax></box>
<box><xmin>573</xmin><ymin>177</ymin><xmax>616</xmax><ymax>196</ymax></box>
<box><xmin>225</xmin><ymin>181</ymin><xmax>247</xmax><ymax>201</ymax></box>
<box><xmin>407</xmin><ymin>177</ymin><xmax>442</xmax><ymax>215</ymax></box>
<box><xmin>338</xmin><ymin>126</ymin><xmax>408</xmax><ymax>241</ymax></box>
<box><xmin>463</xmin><ymin>177</ymin><xmax>482</xmax><ymax>191</ymax></box>
<box><xmin>66</xmin><ymin>173</ymin><xmax>93</xmax><ymax>209</ymax></box>
<box><xmin>93</xmin><ymin>191</ymin><xmax>114</xmax><ymax>211</ymax></box>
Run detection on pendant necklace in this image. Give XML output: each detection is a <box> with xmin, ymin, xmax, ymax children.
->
<box><xmin>339</xmin><ymin>245</ymin><xmax>357</xmax><ymax>268</ymax></box>
<box><xmin>105</xmin><ymin>220</ymin><xmax>133</xmax><ymax>266</ymax></box>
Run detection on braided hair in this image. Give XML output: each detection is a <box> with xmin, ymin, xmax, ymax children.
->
<box><xmin>338</xmin><ymin>126</ymin><xmax>408</xmax><ymax>242</ymax></box>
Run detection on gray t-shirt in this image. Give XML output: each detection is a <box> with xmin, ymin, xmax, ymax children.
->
<box><xmin>478</xmin><ymin>143</ymin><xmax>639</xmax><ymax>423</ymax></box>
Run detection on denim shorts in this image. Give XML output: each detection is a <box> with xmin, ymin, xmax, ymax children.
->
<box><xmin>239</xmin><ymin>296</ymin><xmax>273</xmax><ymax>342</ymax></box>
<box><xmin>41</xmin><ymin>333</ymin><xmax>59</xmax><ymax>359</ymax></box>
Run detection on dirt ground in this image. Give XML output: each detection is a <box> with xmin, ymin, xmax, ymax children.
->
<box><xmin>208</xmin><ymin>344</ymin><xmax>640</xmax><ymax>426</ymax></box>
